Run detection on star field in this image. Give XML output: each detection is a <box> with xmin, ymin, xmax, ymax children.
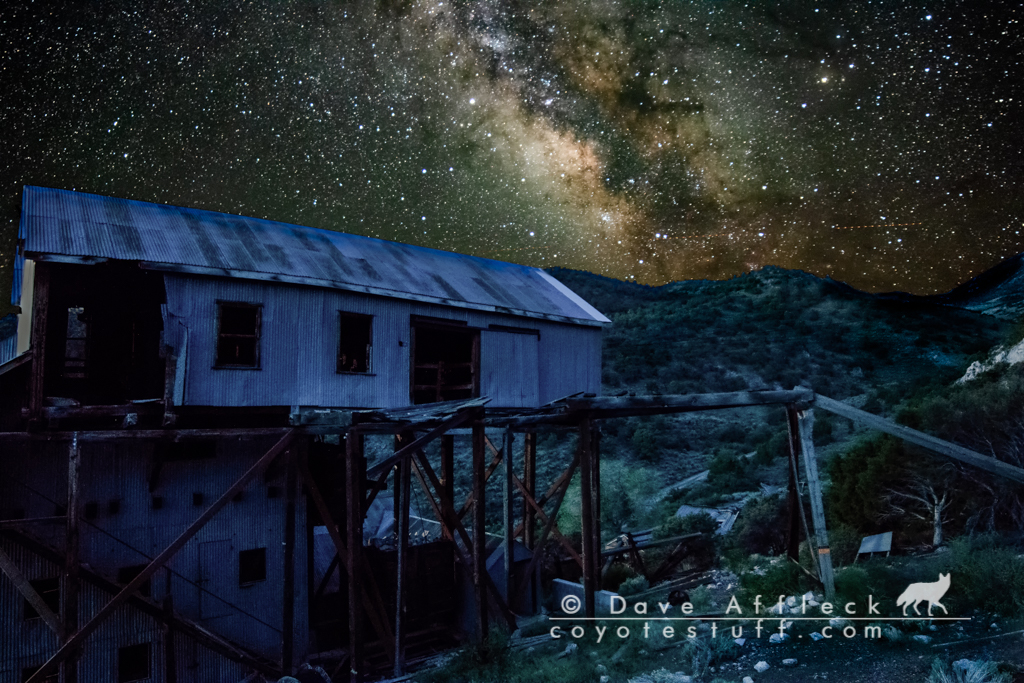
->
<box><xmin>1</xmin><ymin>0</ymin><xmax>1021</xmax><ymax>300</ymax></box>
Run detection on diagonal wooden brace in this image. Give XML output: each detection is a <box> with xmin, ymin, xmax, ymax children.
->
<box><xmin>511</xmin><ymin>472</ymin><xmax>582</xmax><ymax>569</ymax></box>
<box><xmin>411</xmin><ymin>449</ymin><xmax>517</xmax><ymax>629</ymax></box>
<box><xmin>298</xmin><ymin>454</ymin><xmax>395</xmax><ymax>661</ymax></box>
<box><xmin>0</xmin><ymin>545</ymin><xmax>63</xmax><ymax>638</ymax></box>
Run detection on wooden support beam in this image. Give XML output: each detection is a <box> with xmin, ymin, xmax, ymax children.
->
<box><xmin>394</xmin><ymin>433</ymin><xmax>412</xmax><ymax>676</ymax></box>
<box><xmin>440</xmin><ymin>434</ymin><xmax>454</xmax><ymax>519</ymax></box>
<box><xmin>522</xmin><ymin>432</ymin><xmax>536</xmax><ymax>549</ymax></box>
<box><xmin>298</xmin><ymin>447</ymin><xmax>394</xmax><ymax>661</ymax></box>
<box><xmin>64</xmin><ymin>432</ymin><xmax>80</xmax><ymax>683</ymax></box>
<box><xmin>0</xmin><ymin>544</ymin><xmax>63</xmax><ymax>637</ymax></box>
<box><xmin>457</xmin><ymin>440</ymin><xmax>503</xmax><ymax>519</ymax></box>
<box><xmin>163</xmin><ymin>595</ymin><xmax>177</xmax><ymax>683</ymax></box>
<box><xmin>0</xmin><ymin>517</ymin><xmax>66</xmax><ymax>530</ymax></box>
<box><xmin>281</xmin><ymin>446</ymin><xmax>298</xmax><ymax>675</ymax></box>
<box><xmin>28</xmin><ymin>261</ymin><xmax>49</xmax><ymax>421</ymax></box>
<box><xmin>472</xmin><ymin>422</ymin><xmax>487</xmax><ymax>639</ymax></box>
<box><xmin>625</xmin><ymin>532</ymin><xmax>648</xmax><ymax>579</ymax></box>
<box><xmin>563</xmin><ymin>389</ymin><xmax>815</xmax><ymax>418</ymax></box>
<box><xmin>512</xmin><ymin>456</ymin><xmax>578</xmax><ymax>608</ymax></box>
<box><xmin>25</xmin><ymin>430</ymin><xmax>296</xmax><ymax>683</ymax></box>
<box><xmin>511</xmin><ymin>455</ymin><xmax>579</xmax><ymax>540</ymax></box>
<box><xmin>409</xmin><ymin>449</ymin><xmax>517</xmax><ymax>629</ymax></box>
<box><xmin>591</xmin><ymin>427</ymin><xmax>602</xmax><ymax>591</ymax></box>
<box><xmin>785</xmin><ymin>433</ymin><xmax>801</xmax><ymax>562</ymax></box>
<box><xmin>579</xmin><ymin>418</ymin><xmax>596</xmax><ymax>618</ymax></box>
<box><xmin>364</xmin><ymin>469</ymin><xmax>390</xmax><ymax>510</ymax></box>
<box><xmin>365</xmin><ymin>408</ymin><xmax>478</xmax><ymax>479</ymax></box>
<box><xmin>815</xmin><ymin>394</ymin><xmax>1024</xmax><ymax>485</ymax></box>
<box><xmin>346</xmin><ymin>431</ymin><xmax>366</xmax><ymax>683</ymax></box>
<box><xmin>510</xmin><ymin>472</ymin><xmax>581</xmax><ymax>568</ymax></box>
<box><xmin>792</xmin><ymin>407</ymin><xmax>835</xmax><ymax>601</ymax></box>
<box><xmin>503</xmin><ymin>429</ymin><xmax>514</xmax><ymax>607</ymax></box>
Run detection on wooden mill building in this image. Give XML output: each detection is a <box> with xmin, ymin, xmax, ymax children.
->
<box><xmin>0</xmin><ymin>186</ymin><xmax>608</xmax><ymax>682</ymax></box>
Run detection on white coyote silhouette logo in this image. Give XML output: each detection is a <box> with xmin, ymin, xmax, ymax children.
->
<box><xmin>896</xmin><ymin>573</ymin><xmax>950</xmax><ymax>616</ymax></box>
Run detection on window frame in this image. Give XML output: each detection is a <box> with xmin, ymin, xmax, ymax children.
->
<box><xmin>214</xmin><ymin>301</ymin><xmax>263</xmax><ymax>370</ymax></box>
<box><xmin>336</xmin><ymin>311</ymin><xmax>374</xmax><ymax>375</ymax></box>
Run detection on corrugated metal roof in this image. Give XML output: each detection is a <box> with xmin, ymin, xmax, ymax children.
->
<box><xmin>17</xmin><ymin>186</ymin><xmax>610</xmax><ymax>325</ymax></box>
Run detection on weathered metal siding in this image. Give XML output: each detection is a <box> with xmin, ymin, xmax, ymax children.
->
<box><xmin>164</xmin><ymin>275</ymin><xmax>601</xmax><ymax>408</ymax></box>
<box><xmin>537</xmin><ymin>324</ymin><xmax>602</xmax><ymax>403</ymax></box>
<box><xmin>480</xmin><ymin>331</ymin><xmax>539</xmax><ymax>407</ymax></box>
<box><xmin>20</xmin><ymin>186</ymin><xmax>609</xmax><ymax>325</ymax></box>
<box><xmin>0</xmin><ymin>436</ymin><xmax>308</xmax><ymax>679</ymax></box>
<box><xmin>75</xmin><ymin>436</ymin><xmax>306</xmax><ymax>660</ymax></box>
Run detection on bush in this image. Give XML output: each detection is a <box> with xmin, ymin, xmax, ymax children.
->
<box><xmin>738</xmin><ymin>561</ymin><xmax>805</xmax><ymax>603</ymax></box>
<box><xmin>947</xmin><ymin>534</ymin><xmax>1024</xmax><ymax>616</ymax></box>
<box><xmin>618</xmin><ymin>575</ymin><xmax>650</xmax><ymax>596</ymax></box>
<box><xmin>728</xmin><ymin>495</ymin><xmax>788</xmax><ymax>556</ymax></box>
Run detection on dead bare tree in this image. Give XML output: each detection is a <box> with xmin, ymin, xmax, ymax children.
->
<box><xmin>884</xmin><ymin>468</ymin><xmax>956</xmax><ymax>547</ymax></box>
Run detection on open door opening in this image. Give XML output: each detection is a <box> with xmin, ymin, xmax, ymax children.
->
<box><xmin>410</xmin><ymin>319</ymin><xmax>479</xmax><ymax>405</ymax></box>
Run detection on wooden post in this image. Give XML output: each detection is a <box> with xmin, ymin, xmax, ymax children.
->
<box><xmin>281</xmin><ymin>445</ymin><xmax>298</xmax><ymax>675</ymax></box>
<box><xmin>472</xmin><ymin>421</ymin><xmax>487</xmax><ymax>639</ymax></box>
<box><xmin>64</xmin><ymin>431</ymin><xmax>80</xmax><ymax>683</ymax></box>
<box><xmin>163</xmin><ymin>594</ymin><xmax>177</xmax><ymax>683</ymax></box>
<box><xmin>785</xmin><ymin>430</ymin><xmax>801</xmax><ymax>562</ymax></box>
<box><xmin>794</xmin><ymin>407</ymin><xmax>835</xmax><ymax>601</ymax></box>
<box><xmin>591</xmin><ymin>426</ymin><xmax>602</xmax><ymax>588</ymax></box>
<box><xmin>440</xmin><ymin>434</ymin><xmax>454</xmax><ymax>514</ymax></box>
<box><xmin>522</xmin><ymin>432</ymin><xmax>536</xmax><ymax>549</ymax></box>
<box><xmin>503</xmin><ymin>429</ymin><xmax>515</xmax><ymax>608</ymax></box>
<box><xmin>28</xmin><ymin>261</ymin><xmax>49</xmax><ymax>421</ymax></box>
<box><xmin>345</xmin><ymin>430</ymin><xmax>365</xmax><ymax>683</ymax></box>
<box><xmin>786</xmin><ymin>406</ymin><xmax>817</xmax><ymax>567</ymax></box>
<box><xmin>393</xmin><ymin>433</ymin><xmax>412</xmax><ymax>676</ymax></box>
<box><xmin>578</xmin><ymin>417</ymin><xmax>596</xmax><ymax>618</ymax></box>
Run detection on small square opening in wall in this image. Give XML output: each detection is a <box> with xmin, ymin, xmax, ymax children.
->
<box><xmin>24</xmin><ymin>577</ymin><xmax>60</xmax><ymax>620</ymax></box>
<box><xmin>117</xmin><ymin>565</ymin><xmax>152</xmax><ymax>598</ymax></box>
<box><xmin>266</xmin><ymin>486</ymin><xmax>282</xmax><ymax>499</ymax></box>
<box><xmin>238</xmin><ymin>547</ymin><xmax>266</xmax><ymax>585</ymax></box>
<box><xmin>108</xmin><ymin>499</ymin><xmax>121</xmax><ymax>515</ymax></box>
<box><xmin>84</xmin><ymin>502</ymin><xmax>98</xmax><ymax>520</ymax></box>
<box><xmin>151</xmin><ymin>496</ymin><xmax>164</xmax><ymax>510</ymax></box>
<box><xmin>192</xmin><ymin>492</ymin><xmax>204</xmax><ymax>507</ymax></box>
<box><xmin>118</xmin><ymin>642</ymin><xmax>151</xmax><ymax>683</ymax></box>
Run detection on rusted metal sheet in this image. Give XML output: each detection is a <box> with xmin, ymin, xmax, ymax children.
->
<box><xmin>18</xmin><ymin>186</ymin><xmax>609</xmax><ymax>326</ymax></box>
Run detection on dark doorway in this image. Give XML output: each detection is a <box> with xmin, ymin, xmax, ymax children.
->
<box><xmin>411</xmin><ymin>319</ymin><xmax>479</xmax><ymax>404</ymax></box>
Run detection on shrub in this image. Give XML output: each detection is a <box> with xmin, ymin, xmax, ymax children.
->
<box><xmin>618</xmin><ymin>575</ymin><xmax>650</xmax><ymax>596</ymax></box>
<box><xmin>728</xmin><ymin>495</ymin><xmax>788</xmax><ymax>556</ymax></box>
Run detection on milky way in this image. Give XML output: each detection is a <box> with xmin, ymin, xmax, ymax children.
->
<box><xmin>1</xmin><ymin>0</ymin><xmax>1021</xmax><ymax>306</ymax></box>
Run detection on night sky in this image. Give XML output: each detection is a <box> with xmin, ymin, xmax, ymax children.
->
<box><xmin>1</xmin><ymin>0</ymin><xmax>1022</xmax><ymax>307</ymax></box>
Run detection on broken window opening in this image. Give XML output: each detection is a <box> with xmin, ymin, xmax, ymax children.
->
<box><xmin>216</xmin><ymin>302</ymin><xmax>261</xmax><ymax>368</ymax></box>
<box><xmin>63</xmin><ymin>306</ymin><xmax>88</xmax><ymax>379</ymax></box>
<box><xmin>117</xmin><ymin>643</ymin><xmax>151</xmax><ymax>683</ymax></box>
<box><xmin>238</xmin><ymin>547</ymin><xmax>267</xmax><ymax>585</ymax></box>
<box><xmin>411</xmin><ymin>322</ymin><xmax>479</xmax><ymax>405</ymax></box>
<box><xmin>337</xmin><ymin>312</ymin><xmax>372</xmax><ymax>374</ymax></box>
<box><xmin>116</xmin><ymin>565</ymin><xmax>152</xmax><ymax>598</ymax></box>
